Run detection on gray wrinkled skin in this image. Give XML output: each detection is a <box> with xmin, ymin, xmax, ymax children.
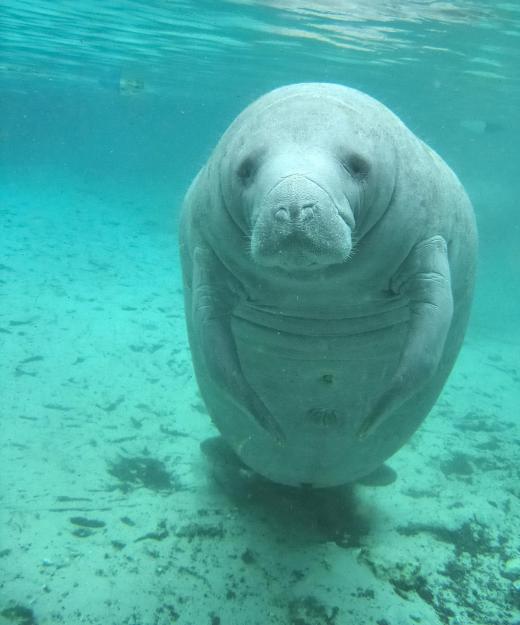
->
<box><xmin>179</xmin><ymin>83</ymin><xmax>477</xmax><ymax>487</ymax></box>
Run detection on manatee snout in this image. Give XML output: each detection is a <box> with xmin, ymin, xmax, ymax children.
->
<box><xmin>268</xmin><ymin>175</ymin><xmax>320</xmax><ymax>225</ymax></box>
<box><xmin>250</xmin><ymin>173</ymin><xmax>354</xmax><ymax>270</ymax></box>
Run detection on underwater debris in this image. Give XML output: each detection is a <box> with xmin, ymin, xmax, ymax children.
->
<box><xmin>159</xmin><ymin>424</ymin><xmax>189</xmax><ymax>438</ymax></box>
<box><xmin>71</xmin><ymin>528</ymin><xmax>94</xmax><ymax>538</ymax></box>
<box><xmin>387</xmin><ymin>563</ymin><xmax>433</xmax><ymax>604</ymax></box>
<box><xmin>176</xmin><ymin>522</ymin><xmax>225</xmax><ymax>541</ymax></box>
<box><xmin>96</xmin><ymin>395</ymin><xmax>125</xmax><ymax>412</ymax></box>
<box><xmin>42</xmin><ymin>403</ymin><xmax>72</xmax><ymax>412</ymax></box>
<box><xmin>288</xmin><ymin>595</ymin><xmax>339</xmax><ymax>625</ymax></box>
<box><xmin>56</xmin><ymin>495</ymin><xmax>92</xmax><ymax>503</ymax></box>
<box><xmin>69</xmin><ymin>516</ymin><xmax>106</xmax><ymax>529</ymax></box>
<box><xmin>135</xmin><ymin>520</ymin><xmax>169</xmax><ymax>542</ymax></box>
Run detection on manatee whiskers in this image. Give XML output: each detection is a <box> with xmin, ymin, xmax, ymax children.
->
<box><xmin>347</xmin><ymin>234</ymin><xmax>360</xmax><ymax>260</ymax></box>
<box><xmin>242</xmin><ymin>232</ymin><xmax>254</xmax><ymax>258</ymax></box>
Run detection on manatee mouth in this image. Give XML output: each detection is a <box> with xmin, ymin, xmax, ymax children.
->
<box><xmin>250</xmin><ymin>212</ymin><xmax>353</xmax><ymax>270</ymax></box>
<box><xmin>265</xmin><ymin>230</ymin><xmax>328</xmax><ymax>269</ymax></box>
<box><xmin>250</xmin><ymin>175</ymin><xmax>354</xmax><ymax>270</ymax></box>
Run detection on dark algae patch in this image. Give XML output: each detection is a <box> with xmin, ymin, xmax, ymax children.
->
<box><xmin>107</xmin><ymin>456</ymin><xmax>174</xmax><ymax>492</ymax></box>
<box><xmin>0</xmin><ymin>605</ymin><xmax>38</xmax><ymax>625</ymax></box>
<box><xmin>440</xmin><ymin>451</ymin><xmax>474</xmax><ymax>477</ymax></box>
<box><xmin>397</xmin><ymin>519</ymin><xmax>496</xmax><ymax>556</ymax></box>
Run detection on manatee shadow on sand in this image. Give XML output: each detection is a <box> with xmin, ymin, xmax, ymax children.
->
<box><xmin>200</xmin><ymin>436</ymin><xmax>386</xmax><ymax>547</ymax></box>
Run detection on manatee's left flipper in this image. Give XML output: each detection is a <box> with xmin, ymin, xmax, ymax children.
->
<box><xmin>357</xmin><ymin>235</ymin><xmax>453</xmax><ymax>439</ymax></box>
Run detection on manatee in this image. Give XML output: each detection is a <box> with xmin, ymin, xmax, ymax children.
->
<box><xmin>179</xmin><ymin>83</ymin><xmax>477</xmax><ymax>487</ymax></box>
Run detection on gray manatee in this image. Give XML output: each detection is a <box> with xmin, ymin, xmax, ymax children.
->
<box><xmin>179</xmin><ymin>83</ymin><xmax>477</xmax><ymax>487</ymax></box>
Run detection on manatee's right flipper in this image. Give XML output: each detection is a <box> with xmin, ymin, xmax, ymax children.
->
<box><xmin>192</xmin><ymin>246</ymin><xmax>285</xmax><ymax>443</ymax></box>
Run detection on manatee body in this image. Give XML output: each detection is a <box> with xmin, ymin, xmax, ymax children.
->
<box><xmin>179</xmin><ymin>83</ymin><xmax>477</xmax><ymax>487</ymax></box>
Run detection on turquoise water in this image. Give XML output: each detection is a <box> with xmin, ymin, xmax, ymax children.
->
<box><xmin>1</xmin><ymin>2</ymin><xmax>520</xmax><ymax>625</ymax></box>
<box><xmin>2</xmin><ymin>1</ymin><xmax>519</xmax><ymax>331</ymax></box>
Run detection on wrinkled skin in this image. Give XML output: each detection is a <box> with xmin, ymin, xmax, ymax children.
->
<box><xmin>179</xmin><ymin>83</ymin><xmax>477</xmax><ymax>487</ymax></box>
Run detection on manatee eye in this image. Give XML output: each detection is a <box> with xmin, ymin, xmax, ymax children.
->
<box><xmin>341</xmin><ymin>153</ymin><xmax>370</xmax><ymax>179</ymax></box>
<box><xmin>237</xmin><ymin>155</ymin><xmax>257</xmax><ymax>185</ymax></box>
<box><xmin>236</xmin><ymin>148</ymin><xmax>266</xmax><ymax>186</ymax></box>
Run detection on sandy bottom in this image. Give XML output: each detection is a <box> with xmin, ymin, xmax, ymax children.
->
<box><xmin>1</xmin><ymin>173</ymin><xmax>519</xmax><ymax>625</ymax></box>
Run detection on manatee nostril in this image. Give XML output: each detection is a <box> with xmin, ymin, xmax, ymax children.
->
<box><xmin>301</xmin><ymin>203</ymin><xmax>315</xmax><ymax>222</ymax></box>
<box><xmin>274</xmin><ymin>203</ymin><xmax>315</xmax><ymax>223</ymax></box>
<box><xmin>274</xmin><ymin>206</ymin><xmax>289</xmax><ymax>222</ymax></box>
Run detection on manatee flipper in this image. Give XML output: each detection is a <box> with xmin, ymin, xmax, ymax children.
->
<box><xmin>192</xmin><ymin>247</ymin><xmax>285</xmax><ymax>442</ymax></box>
<box><xmin>357</xmin><ymin>235</ymin><xmax>453</xmax><ymax>439</ymax></box>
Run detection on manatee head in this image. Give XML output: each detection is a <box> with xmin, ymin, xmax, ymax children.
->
<box><xmin>218</xmin><ymin>84</ymin><xmax>397</xmax><ymax>272</ymax></box>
